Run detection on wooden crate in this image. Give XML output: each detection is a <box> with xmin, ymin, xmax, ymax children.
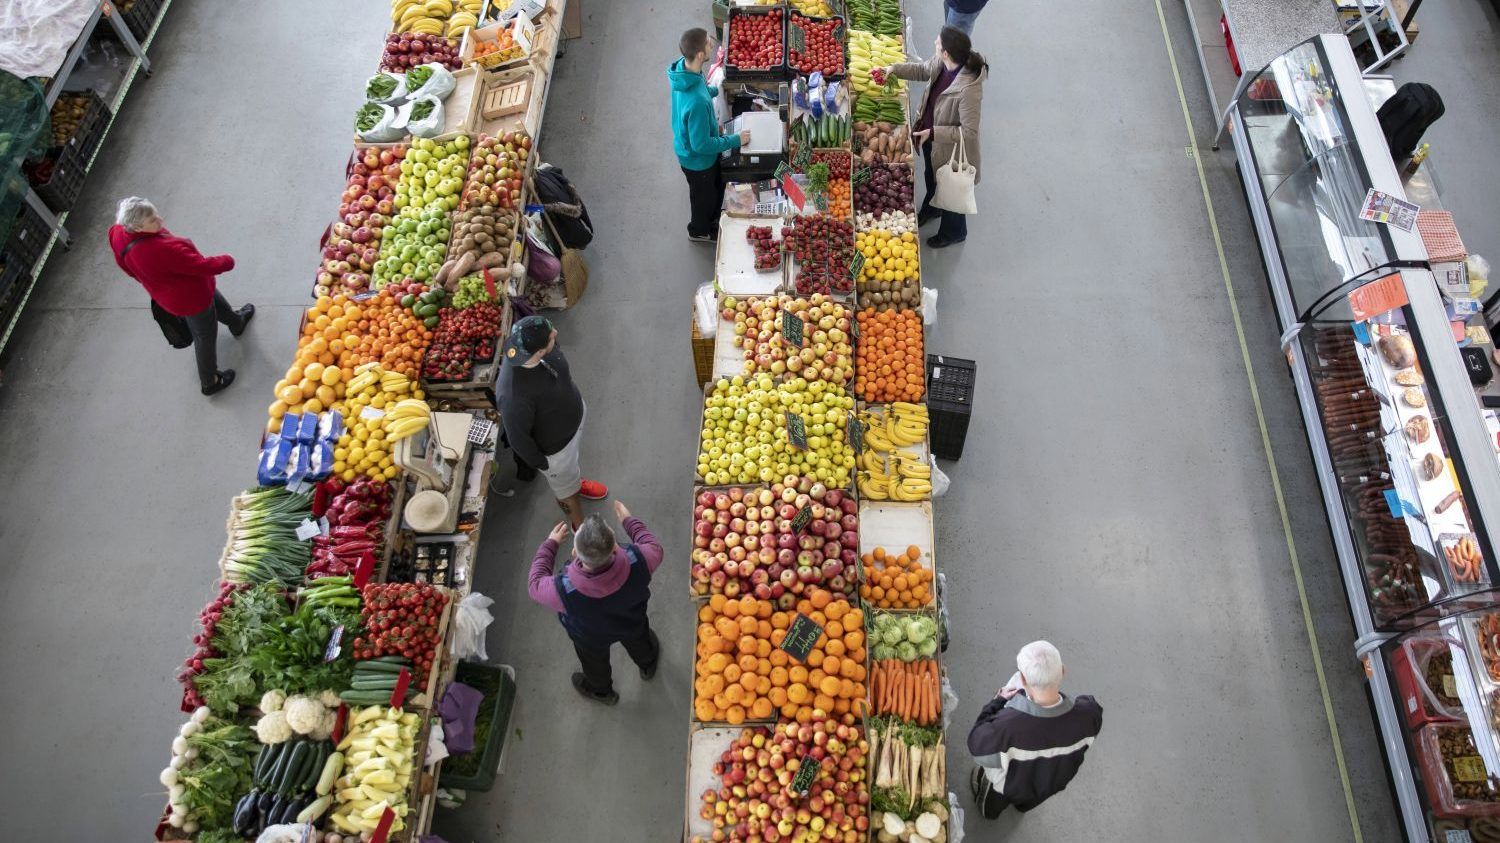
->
<box><xmin>692</xmin><ymin>309</ymin><xmax>715</xmax><ymax>388</ymax></box>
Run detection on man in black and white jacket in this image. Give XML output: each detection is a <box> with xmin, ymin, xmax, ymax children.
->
<box><xmin>967</xmin><ymin>641</ymin><xmax>1103</xmax><ymax>819</ymax></box>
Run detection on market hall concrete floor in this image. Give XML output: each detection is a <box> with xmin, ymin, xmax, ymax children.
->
<box><xmin>11</xmin><ymin>0</ymin><xmax>1500</xmax><ymax>840</ymax></box>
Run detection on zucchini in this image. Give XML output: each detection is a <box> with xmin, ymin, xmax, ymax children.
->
<box><xmin>303</xmin><ymin>741</ymin><xmax>331</xmax><ymax>791</ymax></box>
<box><xmin>279</xmin><ymin>741</ymin><xmax>312</xmax><ymax>797</ymax></box>
<box><xmin>251</xmin><ymin>744</ymin><xmax>271</xmax><ymax>786</ymax></box>
<box><xmin>340</xmin><ymin>689</ymin><xmax>397</xmax><ymax>705</ymax></box>
<box><xmin>265</xmin><ymin>742</ymin><xmax>295</xmax><ymax>793</ymax></box>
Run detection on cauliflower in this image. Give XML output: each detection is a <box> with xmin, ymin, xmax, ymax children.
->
<box><xmin>308</xmin><ymin>709</ymin><xmax>337</xmax><ymax>741</ymax></box>
<box><xmin>317</xmin><ymin>689</ymin><xmax>341</xmax><ymax>708</ymax></box>
<box><xmin>254</xmin><ymin>710</ymin><xmax>293</xmax><ymax>744</ymax></box>
<box><xmin>283</xmin><ymin>695</ymin><xmax>328</xmax><ymax>735</ymax></box>
<box><xmin>259</xmin><ymin>689</ymin><xmax>286</xmax><ymax>713</ymax></box>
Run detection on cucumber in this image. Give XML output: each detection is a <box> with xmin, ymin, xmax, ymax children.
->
<box><xmin>369</xmin><ymin>655</ymin><xmax>412</xmax><ymax>666</ymax></box>
<box><xmin>339</xmin><ymin>689</ymin><xmax>397</xmax><ymax>705</ymax></box>
<box><xmin>278</xmin><ymin>741</ymin><xmax>312</xmax><ymax>797</ymax></box>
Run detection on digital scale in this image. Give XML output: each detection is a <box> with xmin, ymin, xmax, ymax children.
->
<box><xmin>395</xmin><ymin>411</ymin><xmax>477</xmax><ymax>534</ymax></box>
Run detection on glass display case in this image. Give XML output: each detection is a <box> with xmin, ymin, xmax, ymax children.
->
<box><xmin>1228</xmin><ymin>34</ymin><xmax>1500</xmax><ymax>842</ymax></box>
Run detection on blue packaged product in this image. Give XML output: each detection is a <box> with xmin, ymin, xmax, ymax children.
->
<box><xmin>258</xmin><ymin>437</ymin><xmax>293</xmax><ymax>486</ymax></box>
<box><xmin>279</xmin><ymin>412</ymin><xmax>302</xmax><ymax>442</ymax></box>
<box><xmin>317</xmin><ymin>410</ymin><xmax>345</xmax><ymax>444</ymax></box>
<box><xmin>286</xmin><ymin>444</ymin><xmax>313</xmax><ymax>487</ymax></box>
<box><xmin>309</xmin><ymin>441</ymin><xmax>335</xmax><ymax>480</ymax></box>
<box><xmin>296</xmin><ymin>412</ymin><xmax>321</xmax><ymax>444</ymax></box>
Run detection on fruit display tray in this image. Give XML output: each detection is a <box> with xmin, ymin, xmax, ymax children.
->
<box><xmin>716</xmin><ymin>214</ymin><xmax>786</xmax><ymax>297</ymax></box>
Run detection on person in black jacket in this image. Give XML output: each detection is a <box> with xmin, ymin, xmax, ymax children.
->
<box><xmin>944</xmin><ymin>0</ymin><xmax>989</xmax><ymax>35</ymax></box>
<box><xmin>495</xmin><ymin>316</ymin><xmax>608</xmax><ymax>526</ymax></box>
<box><xmin>968</xmin><ymin>641</ymin><xmax>1103</xmax><ymax>819</ymax></box>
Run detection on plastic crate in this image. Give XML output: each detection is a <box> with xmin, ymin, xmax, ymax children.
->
<box><xmin>926</xmin><ymin>354</ymin><xmax>974</xmax><ymax>461</ymax></box>
<box><xmin>122</xmin><ymin>0</ymin><xmax>166</xmax><ymax>42</ymax></box>
<box><xmin>1391</xmin><ymin>635</ymin><xmax>1465</xmax><ymax>729</ymax></box>
<box><xmin>692</xmin><ymin>310</ymin><xmax>715</xmax><ymax>387</ymax></box>
<box><xmin>723</xmin><ymin>7</ymin><xmax>790</xmax><ymax>82</ymax></box>
<box><xmin>0</xmin><ymin>259</ymin><xmax>28</xmax><ymax>312</ymax></box>
<box><xmin>4</xmin><ymin>205</ymin><xmax>51</xmax><ymax>273</ymax></box>
<box><xmin>438</xmin><ymin>662</ymin><xmax>516</xmax><ymax>792</ymax></box>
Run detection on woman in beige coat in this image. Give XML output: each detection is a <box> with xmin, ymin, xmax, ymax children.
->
<box><xmin>885</xmin><ymin>27</ymin><xmax>988</xmax><ymax>247</ymax></box>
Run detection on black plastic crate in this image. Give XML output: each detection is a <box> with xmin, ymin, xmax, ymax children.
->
<box><xmin>438</xmin><ymin>662</ymin><xmax>517</xmax><ymax>792</ymax></box>
<box><xmin>32</xmin><ymin>152</ymin><xmax>87</xmax><ymax>211</ymax></box>
<box><xmin>122</xmin><ymin>0</ymin><xmax>166</xmax><ymax>43</ymax></box>
<box><xmin>4</xmin><ymin>205</ymin><xmax>52</xmax><ymax>274</ymax></box>
<box><xmin>723</xmin><ymin>6</ymin><xmax>790</xmax><ymax>82</ymax></box>
<box><xmin>0</xmin><ymin>259</ymin><xmax>27</xmax><ymax>310</ymax></box>
<box><xmin>926</xmin><ymin>353</ymin><xmax>975</xmax><ymax>461</ymax></box>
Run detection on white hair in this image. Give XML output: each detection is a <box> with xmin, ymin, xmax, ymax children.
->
<box><xmin>1017</xmin><ymin>640</ymin><xmax>1063</xmax><ymax>691</ymax></box>
<box><xmin>116</xmin><ymin>196</ymin><xmax>158</xmax><ymax>231</ymax></box>
<box><xmin>572</xmin><ymin>515</ymin><xmax>617</xmax><ymax>570</ymax></box>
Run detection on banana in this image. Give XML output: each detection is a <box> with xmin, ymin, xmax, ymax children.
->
<box><xmin>897</xmin><ymin>459</ymin><xmax>931</xmax><ymax>480</ymax></box>
<box><xmin>387</xmin><ymin>418</ymin><xmax>431</xmax><ymax>441</ymax></box>
<box><xmin>892</xmin><ymin>401</ymin><xmax>928</xmax><ymax>417</ymax></box>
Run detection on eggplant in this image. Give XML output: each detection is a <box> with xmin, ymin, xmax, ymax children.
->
<box><xmin>232</xmin><ymin>789</ymin><xmax>260</xmax><ymax>836</ymax></box>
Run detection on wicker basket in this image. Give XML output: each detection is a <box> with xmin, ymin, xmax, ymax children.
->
<box><xmin>692</xmin><ymin>311</ymin><xmax>714</xmax><ymax>388</ymax></box>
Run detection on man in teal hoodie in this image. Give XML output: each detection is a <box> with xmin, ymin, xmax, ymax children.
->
<box><xmin>669</xmin><ymin>28</ymin><xmax>749</xmax><ymax>243</ymax></box>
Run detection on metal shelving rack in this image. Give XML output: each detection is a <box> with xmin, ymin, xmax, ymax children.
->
<box><xmin>1</xmin><ymin>0</ymin><xmax>171</xmax><ymax>356</ymax></box>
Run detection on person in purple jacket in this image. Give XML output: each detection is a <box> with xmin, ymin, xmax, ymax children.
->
<box><xmin>528</xmin><ymin>500</ymin><xmax>665</xmax><ymax>705</ymax></box>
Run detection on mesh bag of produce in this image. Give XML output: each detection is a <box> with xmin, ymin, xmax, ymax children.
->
<box><xmin>0</xmin><ymin>71</ymin><xmax>48</xmax><ymax>246</ymax></box>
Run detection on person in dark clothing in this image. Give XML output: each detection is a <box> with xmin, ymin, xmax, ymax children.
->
<box><xmin>109</xmin><ymin>196</ymin><xmax>254</xmax><ymax>395</ymax></box>
<box><xmin>943</xmin><ymin>0</ymin><xmax>989</xmax><ymax>34</ymax></box>
<box><xmin>528</xmin><ymin>501</ymin><xmax>665</xmax><ymax>704</ymax></box>
<box><xmin>885</xmin><ymin>27</ymin><xmax>988</xmax><ymax>248</ymax></box>
<box><xmin>967</xmin><ymin>641</ymin><xmax>1103</xmax><ymax>819</ymax></box>
<box><xmin>495</xmin><ymin>316</ymin><xmax>608</xmax><ymax>526</ymax></box>
<box><xmin>669</xmin><ymin>27</ymin><xmax>750</xmax><ymax>242</ymax></box>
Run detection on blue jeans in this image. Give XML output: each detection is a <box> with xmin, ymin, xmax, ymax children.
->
<box><xmin>945</xmin><ymin>7</ymin><xmax>981</xmax><ymax>34</ymax></box>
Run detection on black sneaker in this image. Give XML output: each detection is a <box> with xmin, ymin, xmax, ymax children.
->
<box><xmin>970</xmin><ymin>766</ymin><xmax>985</xmax><ymax>802</ymax></box>
<box><xmin>687</xmin><ymin>232</ymin><xmax>717</xmax><ymax>244</ymax></box>
<box><xmin>201</xmin><ymin>369</ymin><xmax>236</xmax><ymax>396</ymax></box>
<box><xmin>926</xmin><ymin>234</ymin><xmax>966</xmax><ymax>249</ymax></box>
<box><xmin>229</xmin><ymin>304</ymin><xmax>255</xmax><ymax>337</ymax></box>
<box><xmin>572</xmin><ymin>672</ymin><xmax>618</xmax><ymax>705</ymax></box>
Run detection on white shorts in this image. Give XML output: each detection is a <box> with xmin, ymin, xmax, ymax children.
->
<box><xmin>541</xmin><ymin>402</ymin><xmax>586</xmax><ymax>499</ymax></box>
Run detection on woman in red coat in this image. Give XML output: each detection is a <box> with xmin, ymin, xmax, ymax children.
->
<box><xmin>109</xmin><ymin>196</ymin><xmax>254</xmax><ymax>395</ymax></box>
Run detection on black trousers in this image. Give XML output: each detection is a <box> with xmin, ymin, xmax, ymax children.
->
<box><xmin>681</xmin><ymin>162</ymin><xmax>724</xmax><ymax>238</ymax></box>
<box><xmin>920</xmin><ymin>141</ymin><xmax>968</xmax><ymax>241</ymax></box>
<box><xmin>184</xmin><ymin>291</ymin><xmax>246</xmax><ymax>389</ymax></box>
<box><xmin>571</xmin><ymin>624</ymin><xmax>659</xmax><ymax>694</ymax></box>
<box><xmin>975</xmin><ymin>768</ymin><xmax>1014</xmax><ymax>819</ymax></box>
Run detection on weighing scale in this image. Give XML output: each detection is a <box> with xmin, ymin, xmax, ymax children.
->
<box><xmin>396</xmin><ymin>411</ymin><xmax>475</xmax><ymax>534</ymax></box>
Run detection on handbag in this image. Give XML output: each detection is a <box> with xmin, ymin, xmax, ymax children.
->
<box><xmin>121</xmin><ymin>236</ymin><xmax>193</xmax><ymax>349</ymax></box>
<box><xmin>932</xmin><ymin>130</ymin><xmax>977</xmax><ymax>215</ymax></box>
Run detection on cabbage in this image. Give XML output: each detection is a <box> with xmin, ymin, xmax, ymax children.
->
<box><xmin>917</xmin><ymin>637</ymin><xmax>938</xmax><ymax>658</ymax></box>
<box><xmin>904</xmin><ymin>617</ymin><xmax>932</xmax><ymax>644</ymax></box>
<box><xmin>896</xmin><ymin>641</ymin><xmax>918</xmax><ymax>662</ymax></box>
<box><xmin>873</xmin><ymin>643</ymin><xmax>895</xmax><ymax>661</ymax></box>
<box><xmin>882</xmin><ymin>624</ymin><xmax>906</xmax><ymax>645</ymax></box>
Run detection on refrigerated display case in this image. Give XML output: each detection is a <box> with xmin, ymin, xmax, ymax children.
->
<box><xmin>1226</xmin><ymin>33</ymin><xmax>1500</xmax><ymax>841</ymax></box>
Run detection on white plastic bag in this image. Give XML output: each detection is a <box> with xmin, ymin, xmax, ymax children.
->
<box><xmin>453</xmin><ymin>592</ymin><xmax>495</xmax><ymax>660</ymax></box>
<box><xmin>399</xmin><ymin>95</ymin><xmax>446</xmax><ymax>138</ymax></box>
<box><xmin>928</xmin><ymin>455</ymin><xmax>950</xmax><ymax>497</ymax></box>
<box><xmin>941</xmin><ymin>670</ymin><xmax>959</xmax><ymax>730</ymax></box>
<box><xmin>357</xmin><ymin>104</ymin><xmax>404</xmax><ymax>143</ymax></box>
<box><xmin>404</xmin><ymin>63</ymin><xmax>456</xmax><ymax>101</ymax></box>
<box><xmin>695</xmin><ymin>282</ymin><xmax>719</xmax><ymax>335</ymax></box>
<box><xmin>947</xmin><ymin>792</ymin><xmax>966</xmax><ymax>843</ymax></box>
<box><xmin>425</xmin><ymin>719</ymin><xmax>449</xmax><ymax>766</ymax></box>
<box><xmin>254</xmin><ymin>825</ymin><xmax>315</xmax><ymax>843</ymax></box>
<box><xmin>922</xmin><ymin>286</ymin><xmax>938</xmax><ymax>325</ymax></box>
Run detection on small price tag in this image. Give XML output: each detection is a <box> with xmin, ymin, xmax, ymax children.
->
<box><xmin>323</xmin><ymin>624</ymin><xmax>345</xmax><ymax>662</ymax></box>
<box><xmin>779</xmin><ymin>612</ymin><xmax>825</xmax><ymax>661</ymax></box>
<box><xmin>370</xmin><ymin>806</ymin><xmax>396</xmax><ymax>843</ymax></box>
<box><xmin>1383</xmin><ymin>489</ymin><xmax>1422</xmax><ymax>519</ymax></box>
<box><xmin>787</xmin><ymin>413</ymin><xmax>808</xmax><ymax>450</ymax></box>
<box><xmin>331</xmin><ymin>703</ymin><xmax>349</xmax><ymax>744</ymax></box>
<box><xmin>1443</xmin><ymin>673</ymin><xmax>1458</xmax><ymax>699</ymax></box>
<box><xmin>782</xmin><ymin>310</ymin><xmax>806</xmax><ymax>347</ymax></box>
<box><xmin>1351</xmin><ymin>321</ymin><xmax>1371</xmax><ymax>345</ymax></box>
<box><xmin>1454</xmin><ymin>755</ymin><xmax>1489</xmax><ymax>783</ymax></box>
<box><xmin>754</xmin><ymin>200</ymin><xmax>782</xmax><ymax>215</ymax></box>
<box><xmin>360</xmin><ymin>406</ymin><xmax>386</xmax><ymax>421</ymax></box>
<box><xmin>852</xmin><ymin>166</ymin><xmax>871</xmax><ymax>186</ymax></box>
<box><xmin>791</xmin><ymin>504</ymin><xmax>813</xmax><ymax>533</ymax></box>
<box><xmin>390</xmin><ymin>666</ymin><xmax>413</xmax><ymax>709</ymax></box>
<box><xmin>296</xmin><ymin>519</ymin><xmax>322</xmax><ymax>541</ymax></box>
<box><xmin>319</xmin><ymin>516</ymin><xmax>330</xmax><ymax>535</ymax></box>
<box><xmin>849</xmin><ymin>251</ymin><xmax>865</xmax><ymax>281</ymax></box>
<box><xmin>353</xmin><ymin>552</ymin><xmax>376</xmax><ymax>590</ymax></box>
<box><xmin>791</xmin><ymin>753</ymin><xmax>819</xmax><ymax>795</ymax></box>
<box><xmin>1446</xmin><ymin>829</ymin><xmax>1475</xmax><ymax>843</ymax></box>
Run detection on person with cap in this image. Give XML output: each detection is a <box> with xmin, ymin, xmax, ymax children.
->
<box><xmin>495</xmin><ymin>315</ymin><xmax>608</xmax><ymax>526</ymax></box>
<box><xmin>528</xmin><ymin>500</ymin><xmax>665</xmax><ymax>705</ymax></box>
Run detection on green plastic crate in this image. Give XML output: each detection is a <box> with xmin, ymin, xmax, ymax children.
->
<box><xmin>439</xmin><ymin>662</ymin><xmax>516</xmax><ymax>792</ymax></box>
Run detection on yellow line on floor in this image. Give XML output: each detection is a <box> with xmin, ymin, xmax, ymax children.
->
<box><xmin>1149</xmin><ymin>2</ymin><xmax>1364</xmax><ymax>840</ymax></box>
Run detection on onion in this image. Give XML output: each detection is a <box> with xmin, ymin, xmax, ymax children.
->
<box><xmin>160</xmin><ymin>767</ymin><xmax>179</xmax><ymax>787</ymax></box>
<box><xmin>171</xmin><ymin>736</ymin><xmax>188</xmax><ymax>755</ymax></box>
<box><xmin>179</xmin><ymin>720</ymin><xmax>199</xmax><ymax>737</ymax></box>
<box><xmin>168</xmin><ymin>784</ymin><xmax>185</xmax><ymax>801</ymax></box>
<box><xmin>167</xmin><ymin>813</ymin><xmax>185</xmax><ymax>828</ymax></box>
<box><xmin>169</xmin><ymin>754</ymin><xmax>186</xmax><ymax>770</ymax></box>
<box><xmin>183</xmin><ymin>747</ymin><xmax>199</xmax><ymax>761</ymax></box>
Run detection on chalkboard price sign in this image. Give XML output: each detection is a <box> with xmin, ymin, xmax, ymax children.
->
<box><xmin>789</xmin><ymin>22</ymin><xmax>806</xmax><ymax>53</ymax></box>
<box><xmin>779</xmin><ymin>612</ymin><xmax>825</xmax><ymax>662</ymax></box>
<box><xmin>782</xmin><ymin>311</ymin><xmax>806</xmax><ymax>347</ymax></box>
<box><xmin>774</xmin><ymin>161</ymin><xmax>793</xmax><ymax>182</ymax></box>
<box><xmin>849</xmin><ymin>251</ymin><xmax>865</xmax><ymax>281</ymax></box>
<box><xmin>787</xmin><ymin>413</ymin><xmax>808</xmax><ymax>450</ymax></box>
<box><xmin>848</xmin><ymin>414</ymin><xmax>865</xmax><ymax>455</ymax></box>
<box><xmin>791</xmin><ymin>503</ymin><xmax>813</xmax><ymax>533</ymax></box>
<box><xmin>791</xmin><ymin>753</ymin><xmax>819</xmax><ymax>795</ymax></box>
<box><xmin>793</xmin><ymin>143</ymin><xmax>813</xmax><ymax>172</ymax></box>
<box><xmin>852</xmin><ymin>166</ymin><xmax>871</xmax><ymax>186</ymax></box>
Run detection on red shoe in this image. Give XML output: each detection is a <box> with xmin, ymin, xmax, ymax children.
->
<box><xmin>578</xmin><ymin>479</ymin><xmax>609</xmax><ymax>500</ymax></box>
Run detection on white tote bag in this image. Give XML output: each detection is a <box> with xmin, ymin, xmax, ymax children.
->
<box><xmin>932</xmin><ymin>130</ymin><xmax>977</xmax><ymax>214</ymax></box>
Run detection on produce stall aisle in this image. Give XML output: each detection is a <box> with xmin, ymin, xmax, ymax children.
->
<box><xmin>0</xmin><ymin>0</ymin><xmax>1429</xmax><ymax>840</ymax></box>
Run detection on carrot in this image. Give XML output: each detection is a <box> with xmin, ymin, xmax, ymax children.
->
<box><xmin>902</xmin><ymin>670</ymin><xmax>913</xmax><ymax>721</ymax></box>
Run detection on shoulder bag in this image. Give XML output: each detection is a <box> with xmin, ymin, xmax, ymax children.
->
<box><xmin>121</xmin><ymin>236</ymin><xmax>193</xmax><ymax>349</ymax></box>
<box><xmin>932</xmin><ymin>130</ymin><xmax>977</xmax><ymax>215</ymax></box>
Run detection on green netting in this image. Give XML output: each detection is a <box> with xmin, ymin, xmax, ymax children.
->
<box><xmin>0</xmin><ymin>72</ymin><xmax>49</xmax><ymax>249</ymax></box>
